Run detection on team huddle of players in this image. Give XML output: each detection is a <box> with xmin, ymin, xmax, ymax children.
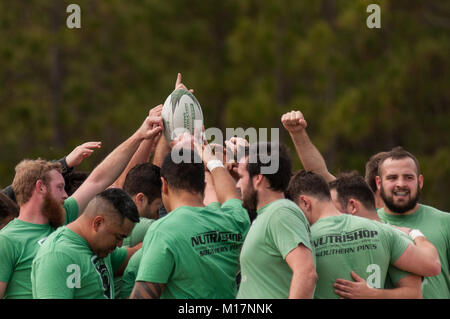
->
<box><xmin>0</xmin><ymin>76</ymin><xmax>449</xmax><ymax>299</ymax></box>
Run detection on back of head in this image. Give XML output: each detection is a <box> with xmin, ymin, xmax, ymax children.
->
<box><xmin>64</xmin><ymin>171</ymin><xmax>90</xmax><ymax>196</ymax></box>
<box><xmin>287</xmin><ymin>170</ymin><xmax>331</xmax><ymax>204</ymax></box>
<box><xmin>330</xmin><ymin>171</ymin><xmax>376</xmax><ymax>211</ymax></box>
<box><xmin>160</xmin><ymin>149</ymin><xmax>205</xmax><ymax>194</ymax></box>
<box><xmin>378</xmin><ymin>146</ymin><xmax>420</xmax><ymax>176</ymax></box>
<box><xmin>86</xmin><ymin>188</ymin><xmax>140</xmax><ymax>224</ymax></box>
<box><xmin>123</xmin><ymin>163</ymin><xmax>162</xmax><ymax>202</ymax></box>
<box><xmin>12</xmin><ymin>159</ymin><xmax>62</xmax><ymax>206</ymax></box>
<box><xmin>247</xmin><ymin>142</ymin><xmax>292</xmax><ymax>192</ymax></box>
<box><xmin>365</xmin><ymin>151</ymin><xmax>388</xmax><ymax>193</ymax></box>
<box><xmin>0</xmin><ymin>192</ymin><xmax>19</xmax><ymax>229</ymax></box>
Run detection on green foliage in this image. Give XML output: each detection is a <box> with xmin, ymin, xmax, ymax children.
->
<box><xmin>0</xmin><ymin>0</ymin><xmax>448</xmax><ymax>209</ymax></box>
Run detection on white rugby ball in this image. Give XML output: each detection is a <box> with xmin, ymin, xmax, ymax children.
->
<box><xmin>161</xmin><ymin>89</ymin><xmax>204</xmax><ymax>142</ymax></box>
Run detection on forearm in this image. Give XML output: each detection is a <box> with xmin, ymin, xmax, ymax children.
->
<box><xmin>413</xmin><ymin>237</ymin><xmax>441</xmax><ymax>273</ymax></box>
<box><xmin>112</xmin><ymin>138</ymin><xmax>156</xmax><ymax>189</ymax></box>
<box><xmin>210</xmin><ymin>167</ymin><xmax>239</xmax><ymax>204</ymax></box>
<box><xmin>88</xmin><ymin>133</ymin><xmax>143</xmax><ymax>188</ymax></box>
<box><xmin>289</xmin><ymin>130</ymin><xmax>335</xmax><ymax>183</ymax></box>
<box><xmin>288</xmin><ymin>270</ymin><xmax>316</xmax><ymax>299</ymax></box>
<box><xmin>152</xmin><ymin>136</ymin><xmax>170</xmax><ymax>168</ymax></box>
<box><xmin>364</xmin><ymin>287</ymin><xmax>419</xmax><ymax>299</ymax></box>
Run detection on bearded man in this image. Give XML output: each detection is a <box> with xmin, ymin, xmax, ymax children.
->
<box><xmin>235</xmin><ymin>142</ymin><xmax>317</xmax><ymax>299</ymax></box>
<box><xmin>376</xmin><ymin>146</ymin><xmax>450</xmax><ymax>299</ymax></box>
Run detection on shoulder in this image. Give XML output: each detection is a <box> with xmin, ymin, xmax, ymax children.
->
<box><xmin>420</xmin><ymin>204</ymin><xmax>450</xmax><ymax>219</ymax></box>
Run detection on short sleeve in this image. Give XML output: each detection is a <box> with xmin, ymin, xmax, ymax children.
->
<box><xmin>383</xmin><ymin>225</ymin><xmax>411</xmax><ymax>263</ymax></box>
<box><xmin>119</xmin><ymin>249</ymin><xmax>143</xmax><ymax>299</ymax></box>
<box><xmin>220</xmin><ymin>199</ymin><xmax>251</xmax><ymax>233</ymax></box>
<box><xmin>63</xmin><ymin>197</ymin><xmax>79</xmax><ymax>224</ymax></box>
<box><xmin>31</xmin><ymin>252</ymin><xmax>77</xmax><ymax>299</ymax></box>
<box><xmin>0</xmin><ymin>236</ymin><xmax>15</xmax><ymax>282</ymax></box>
<box><xmin>267</xmin><ymin>208</ymin><xmax>313</xmax><ymax>259</ymax></box>
<box><xmin>110</xmin><ymin>247</ymin><xmax>128</xmax><ymax>273</ymax></box>
<box><xmin>136</xmin><ymin>230</ymin><xmax>175</xmax><ymax>284</ymax></box>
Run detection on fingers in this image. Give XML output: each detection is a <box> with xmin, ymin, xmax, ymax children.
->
<box><xmin>78</xmin><ymin>141</ymin><xmax>102</xmax><ymax>150</ymax></box>
<box><xmin>149</xmin><ymin>104</ymin><xmax>163</xmax><ymax>117</ymax></box>
<box><xmin>281</xmin><ymin>110</ymin><xmax>307</xmax><ymax>130</ymax></box>
<box><xmin>350</xmin><ymin>271</ymin><xmax>364</xmax><ymax>282</ymax></box>
<box><xmin>175</xmin><ymin>73</ymin><xmax>182</xmax><ymax>89</ymax></box>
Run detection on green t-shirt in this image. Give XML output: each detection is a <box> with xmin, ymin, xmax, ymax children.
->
<box><xmin>123</xmin><ymin>217</ymin><xmax>155</xmax><ymax>247</ymax></box>
<box><xmin>115</xmin><ymin>218</ymin><xmax>154</xmax><ymax>298</ymax></box>
<box><xmin>0</xmin><ymin>197</ymin><xmax>79</xmax><ymax>299</ymax></box>
<box><xmin>378</xmin><ymin>204</ymin><xmax>450</xmax><ymax>299</ymax></box>
<box><xmin>31</xmin><ymin>226</ymin><xmax>127</xmax><ymax>299</ymax></box>
<box><xmin>236</xmin><ymin>199</ymin><xmax>314</xmax><ymax>299</ymax></box>
<box><xmin>118</xmin><ymin>248</ymin><xmax>143</xmax><ymax>299</ymax></box>
<box><xmin>136</xmin><ymin>199</ymin><xmax>250</xmax><ymax>299</ymax></box>
<box><xmin>385</xmin><ymin>232</ymin><xmax>415</xmax><ymax>289</ymax></box>
<box><xmin>311</xmin><ymin>214</ymin><xmax>411</xmax><ymax>299</ymax></box>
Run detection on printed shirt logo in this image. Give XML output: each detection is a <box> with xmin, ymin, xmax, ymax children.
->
<box><xmin>37</xmin><ymin>237</ymin><xmax>48</xmax><ymax>246</ymax></box>
<box><xmin>191</xmin><ymin>230</ymin><xmax>243</xmax><ymax>257</ymax></box>
<box><xmin>91</xmin><ymin>256</ymin><xmax>112</xmax><ymax>299</ymax></box>
<box><xmin>313</xmin><ymin>228</ymin><xmax>380</xmax><ymax>257</ymax></box>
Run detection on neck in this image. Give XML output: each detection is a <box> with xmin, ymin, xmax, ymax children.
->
<box><xmin>383</xmin><ymin>203</ymin><xmax>420</xmax><ymax>216</ymax></box>
<box><xmin>311</xmin><ymin>200</ymin><xmax>341</xmax><ymax>225</ymax></box>
<box><xmin>167</xmin><ymin>191</ymin><xmax>204</xmax><ymax>212</ymax></box>
<box><xmin>18</xmin><ymin>198</ymin><xmax>48</xmax><ymax>225</ymax></box>
<box><xmin>360</xmin><ymin>209</ymin><xmax>381</xmax><ymax>222</ymax></box>
<box><xmin>256</xmin><ymin>189</ymin><xmax>285</xmax><ymax>210</ymax></box>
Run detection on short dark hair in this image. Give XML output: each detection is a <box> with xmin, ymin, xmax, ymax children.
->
<box><xmin>160</xmin><ymin>149</ymin><xmax>205</xmax><ymax>194</ymax></box>
<box><xmin>97</xmin><ymin>188</ymin><xmax>140</xmax><ymax>223</ymax></box>
<box><xmin>330</xmin><ymin>171</ymin><xmax>376</xmax><ymax>211</ymax></box>
<box><xmin>0</xmin><ymin>192</ymin><xmax>19</xmax><ymax>224</ymax></box>
<box><xmin>364</xmin><ymin>151</ymin><xmax>388</xmax><ymax>193</ymax></box>
<box><xmin>247</xmin><ymin>142</ymin><xmax>292</xmax><ymax>192</ymax></box>
<box><xmin>123</xmin><ymin>163</ymin><xmax>162</xmax><ymax>202</ymax></box>
<box><xmin>378</xmin><ymin>146</ymin><xmax>420</xmax><ymax>177</ymax></box>
<box><xmin>64</xmin><ymin>171</ymin><xmax>90</xmax><ymax>196</ymax></box>
<box><xmin>287</xmin><ymin>170</ymin><xmax>331</xmax><ymax>203</ymax></box>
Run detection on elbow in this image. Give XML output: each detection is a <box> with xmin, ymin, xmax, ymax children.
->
<box><xmin>422</xmin><ymin>260</ymin><xmax>441</xmax><ymax>277</ymax></box>
<box><xmin>428</xmin><ymin>260</ymin><xmax>441</xmax><ymax>277</ymax></box>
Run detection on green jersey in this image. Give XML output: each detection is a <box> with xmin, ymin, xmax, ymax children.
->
<box><xmin>123</xmin><ymin>217</ymin><xmax>154</xmax><ymax>247</ymax></box>
<box><xmin>0</xmin><ymin>197</ymin><xmax>79</xmax><ymax>299</ymax></box>
<box><xmin>118</xmin><ymin>248</ymin><xmax>143</xmax><ymax>299</ymax></box>
<box><xmin>378</xmin><ymin>204</ymin><xmax>450</xmax><ymax>299</ymax></box>
<box><xmin>311</xmin><ymin>214</ymin><xmax>411</xmax><ymax>299</ymax></box>
<box><xmin>136</xmin><ymin>199</ymin><xmax>250</xmax><ymax>299</ymax></box>
<box><xmin>114</xmin><ymin>217</ymin><xmax>154</xmax><ymax>298</ymax></box>
<box><xmin>31</xmin><ymin>226</ymin><xmax>127</xmax><ymax>299</ymax></box>
<box><xmin>237</xmin><ymin>199</ymin><xmax>314</xmax><ymax>299</ymax></box>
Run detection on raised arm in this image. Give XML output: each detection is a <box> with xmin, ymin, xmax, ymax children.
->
<box><xmin>111</xmin><ymin>105</ymin><xmax>163</xmax><ymax>188</ymax></box>
<box><xmin>71</xmin><ymin>110</ymin><xmax>162</xmax><ymax>214</ymax></box>
<box><xmin>281</xmin><ymin>110</ymin><xmax>335</xmax><ymax>183</ymax></box>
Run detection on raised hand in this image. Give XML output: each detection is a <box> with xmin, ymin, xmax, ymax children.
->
<box><xmin>65</xmin><ymin>141</ymin><xmax>102</xmax><ymax>168</ymax></box>
<box><xmin>281</xmin><ymin>110</ymin><xmax>308</xmax><ymax>134</ymax></box>
<box><xmin>175</xmin><ymin>73</ymin><xmax>194</xmax><ymax>94</ymax></box>
<box><xmin>138</xmin><ymin>105</ymin><xmax>163</xmax><ymax>140</ymax></box>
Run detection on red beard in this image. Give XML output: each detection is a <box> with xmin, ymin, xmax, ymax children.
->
<box><xmin>41</xmin><ymin>191</ymin><xmax>65</xmax><ymax>228</ymax></box>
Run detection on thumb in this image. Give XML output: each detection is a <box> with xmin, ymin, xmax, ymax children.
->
<box><xmin>351</xmin><ymin>271</ymin><xmax>364</xmax><ymax>282</ymax></box>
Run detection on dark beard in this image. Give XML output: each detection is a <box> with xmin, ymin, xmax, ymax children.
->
<box><xmin>380</xmin><ymin>184</ymin><xmax>420</xmax><ymax>214</ymax></box>
<box><xmin>42</xmin><ymin>192</ymin><xmax>65</xmax><ymax>228</ymax></box>
<box><xmin>242</xmin><ymin>182</ymin><xmax>258</xmax><ymax>222</ymax></box>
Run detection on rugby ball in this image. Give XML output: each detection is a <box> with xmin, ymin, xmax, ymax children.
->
<box><xmin>161</xmin><ymin>89</ymin><xmax>204</xmax><ymax>142</ymax></box>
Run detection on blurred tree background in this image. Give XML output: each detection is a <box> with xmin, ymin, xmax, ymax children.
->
<box><xmin>0</xmin><ymin>0</ymin><xmax>448</xmax><ymax>209</ymax></box>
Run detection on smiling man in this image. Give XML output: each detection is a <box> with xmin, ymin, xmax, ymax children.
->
<box><xmin>376</xmin><ymin>146</ymin><xmax>450</xmax><ymax>299</ymax></box>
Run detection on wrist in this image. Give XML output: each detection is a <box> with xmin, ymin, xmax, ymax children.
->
<box><xmin>206</xmin><ymin>159</ymin><xmax>224</xmax><ymax>172</ymax></box>
<box><xmin>409</xmin><ymin>229</ymin><xmax>425</xmax><ymax>240</ymax></box>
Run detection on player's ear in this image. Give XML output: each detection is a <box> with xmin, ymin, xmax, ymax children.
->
<box><xmin>93</xmin><ymin>216</ymin><xmax>104</xmax><ymax>232</ymax></box>
<box><xmin>418</xmin><ymin>174</ymin><xmax>424</xmax><ymax>190</ymax></box>
<box><xmin>348</xmin><ymin>199</ymin><xmax>357</xmax><ymax>215</ymax></box>
<box><xmin>161</xmin><ymin>177</ymin><xmax>169</xmax><ymax>195</ymax></box>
